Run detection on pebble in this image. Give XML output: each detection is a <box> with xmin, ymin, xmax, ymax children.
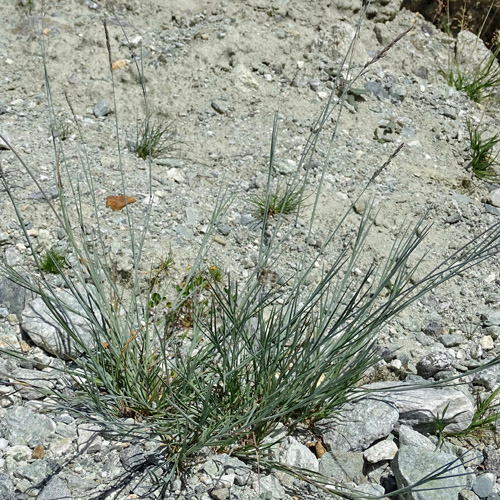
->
<box><xmin>473</xmin><ymin>473</ymin><xmax>496</xmax><ymax>498</ymax></box>
<box><xmin>93</xmin><ymin>99</ymin><xmax>111</xmax><ymax>118</ymax></box>
<box><xmin>486</xmin><ymin>189</ymin><xmax>500</xmax><ymax>211</ymax></box>
<box><xmin>480</xmin><ymin>335</ymin><xmax>495</xmax><ymax>350</ymax></box>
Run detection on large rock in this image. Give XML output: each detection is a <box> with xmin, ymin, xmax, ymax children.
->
<box><xmin>319</xmin><ymin>451</ymin><xmax>364</xmax><ymax>483</ymax></box>
<box><xmin>363</xmin><ymin>382</ymin><xmax>474</xmax><ymax>433</ymax></box>
<box><xmin>392</xmin><ymin>445</ymin><xmax>467</xmax><ymax>500</ymax></box>
<box><xmin>0</xmin><ymin>406</ymin><xmax>56</xmax><ymax>447</ymax></box>
<box><xmin>38</xmin><ymin>476</ymin><xmax>72</xmax><ymax>500</ymax></box>
<box><xmin>21</xmin><ymin>290</ymin><xmax>95</xmax><ymax>359</ymax></box>
<box><xmin>315</xmin><ymin>398</ymin><xmax>399</xmax><ymax>452</ymax></box>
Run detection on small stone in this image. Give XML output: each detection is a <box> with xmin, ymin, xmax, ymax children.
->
<box><xmin>481</xmin><ymin>335</ymin><xmax>495</xmax><ymax>350</ymax></box>
<box><xmin>363</xmin><ymin>439</ymin><xmax>398</xmax><ymax>463</ymax></box>
<box><xmin>212</xmin><ymin>235</ymin><xmax>227</xmax><ymax>246</ymax></box>
<box><xmin>93</xmin><ymin>99</ymin><xmax>111</xmax><ymax>118</ymax></box>
<box><xmin>211</xmin><ymin>100</ymin><xmax>229</xmax><ymax>115</ymax></box>
<box><xmin>77</xmin><ymin>424</ymin><xmax>102</xmax><ymax>454</ymax></box>
<box><xmin>481</xmin><ymin>310</ymin><xmax>500</xmax><ymax>327</ymax></box>
<box><xmin>319</xmin><ymin>450</ymin><xmax>364</xmax><ymax>482</ymax></box>
<box><xmin>127</xmin><ymin>35</ymin><xmax>143</xmax><ymax>48</ymax></box>
<box><xmin>488</xmin><ymin>189</ymin><xmax>500</xmax><ymax>208</ymax></box>
<box><xmin>38</xmin><ymin>476</ymin><xmax>72</xmax><ymax>500</ymax></box>
<box><xmin>217</xmin><ymin>224</ymin><xmax>231</xmax><ymax>236</ymax></box>
<box><xmin>416</xmin><ymin>351</ymin><xmax>454</xmax><ymax>378</ymax></box>
<box><xmin>210</xmin><ymin>488</ymin><xmax>230</xmax><ymax>500</ymax></box>
<box><xmin>256</xmin><ymin>474</ymin><xmax>285</xmax><ymax>500</ymax></box>
<box><xmin>473</xmin><ymin>473</ymin><xmax>496</xmax><ymax>498</ymax></box>
<box><xmin>440</xmin><ymin>334</ymin><xmax>465</xmax><ymax>348</ymax></box>
<box><xmin>280</xmin><ymin>437</ymin><xmax>319</xmax><ymax>471</ymax></box>
<box><xmin>459</xmin><ymin>489</ymin><xmax>480</xmax><ymax>500</ymax></box>
<box><xmin>166</xmin><ymin>168</ymin><xmax>185</xmax><ymax>183</ymax></box>
<box><xmin>274</xmin><ymin>159</ymin><xmax>297</xmax><ymax>175</ymax></box>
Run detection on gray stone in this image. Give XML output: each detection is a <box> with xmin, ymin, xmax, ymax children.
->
<box><xmin>363</xmin><ymin>439</ymin><xmax>398</xmax><ymax>463</ymax></box>
<box><xmin>316</xmin><ymin>397</ymin><xmax>399</xmax><ymax>452</ymax></box>
<box><xmin>0</xmin><ymin>472</ymin><xmax>15</xmax><ymax>500</ymax></box>
<box><xmin>93</xmin><ymin>99</ymin><xmax>111</xmax><ymax>117</ymax></box>
<box><xmin>0</xmin><ymin>277</ymin><xmax>26</xmax><ymax>319</ymax></box>
<box><xmin>38</xmin><ymin>476</ymin><xmax>72</xmax><ymax>500</ymax></box>
<box><xmin>0</xmin><ymin>407</ymin><xmax>56</xmax><ymax>447</ymax></box>
<box><xmin>120</xmin><ymin>444</ymin><xmax>145</xmax><ymax>469</ymax></box>
<box><xmin>365</xmin><ymin>81</ymin><xmax>389</xmax><ymax>100</ymax></box>
<box><xmin>21</xmin><ymin>290</ymin><xmax>95</xmax><ymax>359</ymax></box>
<box><xmin>256</xmin><ymin>474</ymin><xmax>285</xmax><ymax>499</ymax></box>
<box><xmin>392</xmin><ymin>446</ymin><xmax>467</xmax><ymax>500</ymax></box>
<box><xmin>77</xmin><ymin>424</ymin><xmax>102</xmax><ymax>454</ymax></box>
<box><xmin>481</xmin><ymin>310</ymin><xmax>500</xmax><ymax>327</ymax></box>
<box><xmin>217</xmin><ymin>224</ymin><xmax>231</xmax><ymax>236</ymax></box>
<box><xmin>280</xmin><ymin>437</ymin><xmax>318</xmax><ymax>471</ymax></box>
<box><xmin>422</xmin><ymin>313</ymin><xmax>444</xmax><ymax>337</ymax></box>
<box><xmin>416</xmin><ymin>351</ymin><xmax>455</xmax><ymax>378</ymax></box>
<box><xmin>459</xmin><ymin>489</ymin><xmax>480</xmax><ymax>500</ymax></box>
<box><xmin>474</xmin><ymin>366</ymin><xmax>500</xmax><ymax>391</ymax></box>
<box><xmin>355</xmin><ymin>483</ymin><xmax>386</xmax><ymax>497</ymax></box>
<box><xmin>175</xmin><ymin>224</ymin><xmax>192</xmax><ymax>239</ymax></box>
<box><xmin>489</xmin><ymin>190</ymin><xmax>500</xmax><ymax>209</ymax></box>
<box><xmin>440</xmin><ymin>334</ymin><xmax>465</xmax><ymax>348</ymax></box>
<box><xmin>211</xmin><ymin>100</ymin><xmax>229</xmax><ymax>115</ymax></box>
<box><xmin>364</xmin><ymin>382</ymin><xmax>474</xmax><ymax>433</ymax></box>
<box><xmin>15</xmin><ymin>460</ymin><xmax>51</xmax><ymax>484</ymax></box>
<box><xmin>484</xmin><ymin>447</ymin><xmax>500</xmax><ymax>475</ymax></box>
<box><xmin>398</xmin><ymin>425</ymin><xmax>435</xmax><ymax>451</ymax></box>
<box><xmin>210</xmin><ymin>487</ymin><xmax>230</xmax><ymax>500</ymax></box>
<box><xmin>319</xmin><ymin>451</ymin><xmax>364</xmax><ymax>483</ymax></box>
<box><xmin>473</xmin><ymin>473</ymin><xmax>496</xmax><ymax>498</ymax></box>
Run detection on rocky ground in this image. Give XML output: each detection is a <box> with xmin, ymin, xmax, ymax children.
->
<box><xmin>1</xmin><ymin>0</ymin><xmax>500</xmax><ymax>499</ymax></box>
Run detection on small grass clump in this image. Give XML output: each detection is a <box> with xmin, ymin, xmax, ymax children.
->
<box><xmin>135</xmin><ymin>113</ymin><xmax>176</xmax><ymax>160</ymax></box>
<box><xmin>251</xmin><ymin>182</ymin><xmax>303</xmax><ymax>220</ymax></box>
<box><xmin>467</xmin><ymin>119</ymin><xmax>500</xmax><ymax>180</ymax></box>
<box><xmin>440</xmin><ymin>45</ymin><xmax>500</xmax><ymax>102</ymax></box>
<box><xmin>38</xmin><ymin>248</ymin><xmax>67</xmax><ymax>274</ymax></box>
<box><xmin>435</xmin><ymin>386</ymin><xmax>500</xmax><ymax>446</ymax></box>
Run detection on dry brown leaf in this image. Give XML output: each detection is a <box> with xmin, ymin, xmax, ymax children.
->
<box><xmin>106</xmin><ymin>195</ymin><xmax>136</xmax><ymax>211</ymax></box>
<box><xmin>32</xmin><ymin>445</ymin><xmax>44</xmax><ymax>459</ymax></box>
<box><xmin>112</xmin><ymin>59</ymin><xmax>128</xmax><ymax>70</ymax></box>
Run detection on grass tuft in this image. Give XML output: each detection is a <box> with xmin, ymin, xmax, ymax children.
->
<box><xmin>38</xmin><ymin>248</ymin><xmax>67</xmax><ymax>274</ymax></box>
<box><xmin>467</xmin><ymin>119</ymin><xmax>500</xmax><ymax>180</ymax></box>
<box><xmin>135</xmin><ymin>112</ymin><xmax>176</xmax><ymax>160</ymax></box>
<box><xmin>250</xmin><ymin>182</ymin><xmax>304</xmax><ymax>221</ymax></box>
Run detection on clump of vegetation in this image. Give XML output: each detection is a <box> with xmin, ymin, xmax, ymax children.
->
<box><xmin>440</xmin><ymin>44</ymin><xmax>500</xmax><ymax>102</ymax></box>
<box><xmin>467</xmin><ymin>119</ymin><xmax>500</xmax><ymax>180</ymax></box>
<box><xmin>435</xmin><ymin>386</ymin><xmax>500</xmax><ymax>446</ymax></box>
<box><xmin>38</xmin><ymin>248</ymin><xmax>67</xmax><ymax>274</ymax></box>
<box><xmin>438</xmin><ymin>0</ymin><xmax>500</xmax><ymax>103</ymax></box>
<box><xmin>135</xmin><ymin>113</ymin><xmax>176</xmax><ymax>160</ymax></box>
<box><xmin>250</xmin><ymin>182</ymin><xmax>304</xmax><ymax>220</ymax></box>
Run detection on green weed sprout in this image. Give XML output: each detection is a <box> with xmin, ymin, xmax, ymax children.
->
<box><xmin>467</xmin><ymin>119</ymin><xmax>500</xmax><ymax>180</ymax></box>
<box><xmin>38</xmin><ymin>248</ymin><xmax>67</xmax><ymax>274</ymax></box>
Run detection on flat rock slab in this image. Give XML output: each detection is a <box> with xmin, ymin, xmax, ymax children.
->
<box><xmin>363</xmin><ymin>382</ymin><xmax>474</xmax><ymax>433</ymax></box>
<box><xmin>315</xmin><ymin>398</ymin><xmax>399</xmax><ymax>452</ymax></box>
<box><xmin>392</xmin><ymin>445</ymin><xmax>468</xmax><ymax>500</ymax></box>
<box><xmin>21</xmin><ymin>290</ymin><xmax>95</xmax><ymax>359</ymax></box>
